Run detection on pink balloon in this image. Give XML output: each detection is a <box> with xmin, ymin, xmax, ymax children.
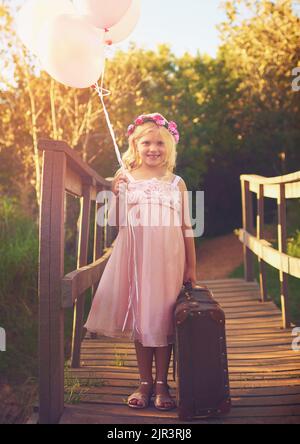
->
<box><xmin>36</xmin><ymin>14</ymin><xmax>105</xmax><ymax>89</ymax></box>
<box><xmin>16</xmin><ymin>0</ymin><xmax>75</xmax><ymax>55</ymax></box>
<box><xmin>105</xmin><ymin>0</ymin><xmax>140</xmax><ymax>45</ymax></box>
<box><xmin>74</xmin><ymin>0</ymin><xmax>132</xmax><ymax>29</ymax></box>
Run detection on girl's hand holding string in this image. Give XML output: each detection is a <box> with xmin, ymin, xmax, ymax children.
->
<box><xmin>112</xmin><ymin>172</ymin><xmax>129</xmax><ymax>197</ymax></box>
<box><xmin>111</xmin><ymin>173</ymin><xmax>129</xmax><ymax>229</ymax></box>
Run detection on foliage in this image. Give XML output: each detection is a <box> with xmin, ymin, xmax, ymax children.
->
<box><xmin>0</xmin><ymin>376</ymin><xmax>37</xmax><ymax>424</ymax></box>
<box><xmin>1</xmin><ymin>2</ymin><xmax>299</xmax><ymax>235</ymax></box>
<box><xmin>218</xmin><ymin>0</ymin><xmax>300</xmax><ymax>174</ymax></box>
<box><xmin>0</xmin><ymin>196</ymin><xmax>39</xmax><ymax>383</ymax></box>
<box><xmin>287</xmin><ymin>230</ymin><xmax>300</xmax><ymax>258</ymax></box>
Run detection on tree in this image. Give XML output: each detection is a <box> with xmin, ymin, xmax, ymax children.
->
<box><xmin>218</xmin><ymin>0</ymin><xmax>300</xmax><ymax>174</ymax></box>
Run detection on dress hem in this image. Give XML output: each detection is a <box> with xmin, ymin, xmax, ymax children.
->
<box><xmin>84</xmin><ymin>326</ymin><xmax>175</xmax><ymax>348</ymax></box>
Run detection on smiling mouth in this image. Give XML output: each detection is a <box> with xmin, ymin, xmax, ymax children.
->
<box><xmin>147</xmin><ymin>155</ymin><xmax>161</xmax><ymax>159</ymax></box>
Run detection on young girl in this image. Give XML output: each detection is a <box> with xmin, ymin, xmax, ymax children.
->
<box><xmin>84</xmin><ymin>113</ymin><xmax>197</xmax><ymax>411</ymax></box>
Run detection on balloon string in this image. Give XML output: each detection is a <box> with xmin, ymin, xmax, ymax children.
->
<box><xmin>93</xmin><ymin>57</ymin><xmax>126</xmax><ymax>173</ymax></box>
<box><xmin>94</xmin><ymin>61</ymin><xmax>139</xmax><ymax>337</ymax></box>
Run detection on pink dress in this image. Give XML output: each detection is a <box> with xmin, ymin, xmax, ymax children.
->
<box><xmin>84</xmin><ymin>170</ymin><xmax>186</xmax><ymax>347</ymax></box>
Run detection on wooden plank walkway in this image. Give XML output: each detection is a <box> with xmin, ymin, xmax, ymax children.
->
<box><xmin>61</xmin><ymin>279</ymin><xmax>300</xmax><ymax>424</ymax></box>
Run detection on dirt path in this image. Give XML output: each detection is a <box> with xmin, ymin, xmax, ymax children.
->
<box><xmin>196</xmin><ymin>233</ymin><xmax>243</xmax><ymax>280</ymax></box>
<box><xmin>196</xmin><ymin>226</ymin><xmax>277</xmax><ymax>281</ymax></box>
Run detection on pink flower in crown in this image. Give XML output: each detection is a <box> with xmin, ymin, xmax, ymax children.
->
<box><xmin>153</xmin><ymin>114</ymin><xmax>166</xmax><ymax>126</ymax></box>
<box><xmin>134</xmin><ymin>116</ymin><xmax>144</xmax><ymax>126</ymax></box>
<box><xmin>127</xmin><ymin>124</ymin><xmax>135</xmax><ymax>136</ymax></box>
<box><xmin>168</xmin><ymin>121</ymin><xmax>180</xmax><ymax>143</ymax></box>
<box><xmin>168</xmin><ymin>121</ymin><xmax>177</xmax><ymax>132</ymax></box>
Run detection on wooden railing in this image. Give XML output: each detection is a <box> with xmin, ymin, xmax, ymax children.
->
<box><xmin>236</xmin><ymin>171</ymin><xmax>300</xmax><ymax>329</ymax></box>
<box><xmin>38</xmin><ymin>139</ymin><xmax>118</xmax><ymax>424</ymax></box>
<box><xmin>37</xmin><ymin>141</ymin><xmax>300</xmax><ymax>423</ymax></box>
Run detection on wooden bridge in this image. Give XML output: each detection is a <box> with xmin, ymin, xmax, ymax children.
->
<box><xmin>30</xmin><ymin>139</ymin><xmax>300</xmax><ymax>424</ymax></box>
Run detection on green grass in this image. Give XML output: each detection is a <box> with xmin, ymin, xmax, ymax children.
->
<box><xmin>287</xmin><ymin>230</ymin><xmax>300</xmax><ymax>258</ymax></box>
<box><xmin>64</xmin><ymin>361</ymin><xmax>107</xmax><ymax>404</ymax></box>
<box><xmin>0</xmin><ymin>377</ymin><xmax>38</xmax><ymax>424</ymax></box>
<box><xmin>0</xmin><ymin>197</ymin><xmax>40</xmax><ymax>423</ymax></box>
<box><xmin>0</xmin><ymin>197</ymin><xmax>39</xmax><ymax>382</ymax></box>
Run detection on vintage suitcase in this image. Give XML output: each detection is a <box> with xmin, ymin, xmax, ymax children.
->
<box><xmin>174</xmin><ymin>281</ymin><xmax>231</xmax><ymax>421</ymax></box>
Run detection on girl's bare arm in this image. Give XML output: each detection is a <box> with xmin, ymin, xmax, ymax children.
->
<box><xmin>178</xmin><ymin>179</ymin><xmax>197</xmax><ymax>285</ymax></box>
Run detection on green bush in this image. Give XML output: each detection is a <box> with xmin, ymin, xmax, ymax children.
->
<box><xmin>287</xmin><ymin>230</ymin><xmax>300</xmax><ymax>259</ymax></box>
<box><xmin>0</xmin><ymin>197</ymin><xmax>39</xmax><ymax>381</ymax></box>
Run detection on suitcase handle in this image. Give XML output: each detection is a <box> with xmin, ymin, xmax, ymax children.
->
<box><xmin>183</xmin><ymin>280</ymin><xmax>208</xmax><ymax>293</ymax></box>
<box><xmin>183</xmin><ymin>280</ymin><xmax>194</xmax><ymax>301</ymax></box>
<box><xmin>184</xmin><ymin>279</ymin><xmax>208</xmax><ymax>288</ymax></box>
<box><xmin>183</xmin><ymin>280</ymin><xmax>193</xmax><ymax>291</ymax></box>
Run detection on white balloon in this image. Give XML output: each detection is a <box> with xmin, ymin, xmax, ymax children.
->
<box><xmin>104</xmin><ymin>0</ymin><xmax>141</xmax><ymax>45</ymax></box>
<box><xmin>16</xmin><ymin>0</ymin><xmax>75</xmax><ymax>55</ymax></box>
<box><xmin>73</xmin><ymin>0</ymin><xmax>132</xmax><ymax>29</ymax></box>
<box><xmin>36</xmin><ymin>14</ymin><xmax>105</xmax><ymax>89</ymax></box>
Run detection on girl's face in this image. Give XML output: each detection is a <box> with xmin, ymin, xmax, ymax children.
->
<box><xmin>136</xmin><ymin>129</ymin><xmax>167</xmax><ymax>168</ymax></box>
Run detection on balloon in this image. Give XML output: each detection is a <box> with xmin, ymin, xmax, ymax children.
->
<box><xmin>73</xmin><ymin>0</ymin><xmax>132</xmax><ymax>29</ymax></box>
<box><xmin>36</xmin><ymin>14</ymin><xmax>105</xmax><ymax>89</ymax></box>
<box><xmin>16</xmin><ymin>0</ymin><xmax>75</xmax><ymax>55</ymax></box>
<box><xmin>104</xmin><ymin>0</ymin><xmax>141</xmax><ymax>45</ymax></box>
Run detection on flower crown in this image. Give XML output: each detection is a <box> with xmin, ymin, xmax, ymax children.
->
<box><xmin>127</xmin><ymin>113</ymin><xmax>180</xmax><ymax>144</ymax></box>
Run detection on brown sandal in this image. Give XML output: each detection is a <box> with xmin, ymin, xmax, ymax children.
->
<box><xmin>127</xmin><ymin>381</ymin><xmax>153</xmax><ymax>409</ymax></box>
<box><xmin>154</xmin><ymin>380</ymin><xmax>177</xmax><ymax>411</ymax></box>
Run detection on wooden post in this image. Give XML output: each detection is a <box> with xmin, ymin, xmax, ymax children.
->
<box><xmin>241</xmin><ymin>179</ymin><xmax>255</xmax><ymax>281</ymax></box>
<box><xmin>39</xmin><ymin>150</ymin><xmax>66</xmax><ymax>424</ymax></box>
<box><xmin>71</xmin><ymin>184</ymin><xmax>91</xmax><ymax>368</ymax></box>
<box><xmin>89</xmin><ymin>186</ymin><xmax>105</xmax><ymax>340</ymax></box>
<box><xmin>257</xmin><ymin>184</ymin><xmax>268</xmax><ymax>302</ymax></box>
<box><xmin>277</xmin><ymin>183</ymin><xmax>291</xmax><ymax>329</ymax></box>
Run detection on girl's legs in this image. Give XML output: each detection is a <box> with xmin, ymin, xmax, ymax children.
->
<box><xmin>154</xmin><ymin>344</ymin><xmax>176</xmax><ymax>409</ymax></box>
<box><xmin>135</xmin><ymin>340</ymin><xmax>154</xmax><ymax>382</ymax></box>
<box><xmin>128</xmin><ymin>340</ymin><xmax>154</xmax><ymax>407</ymax></box>
<box><xmin>128</xmin><ymin>341</ymin><xmax>175</xmax><ymax>409</ymax></box>
<box><xmin>154</xmin><ymin>344</ymin><xmax>172</xmax><ymax>381</ymax></box>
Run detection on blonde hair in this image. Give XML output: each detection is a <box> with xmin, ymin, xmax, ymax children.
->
<box><xmin>115</xmin><ymin>122</ymin><xmax>178</xmax><ymax>178</ymax></box>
